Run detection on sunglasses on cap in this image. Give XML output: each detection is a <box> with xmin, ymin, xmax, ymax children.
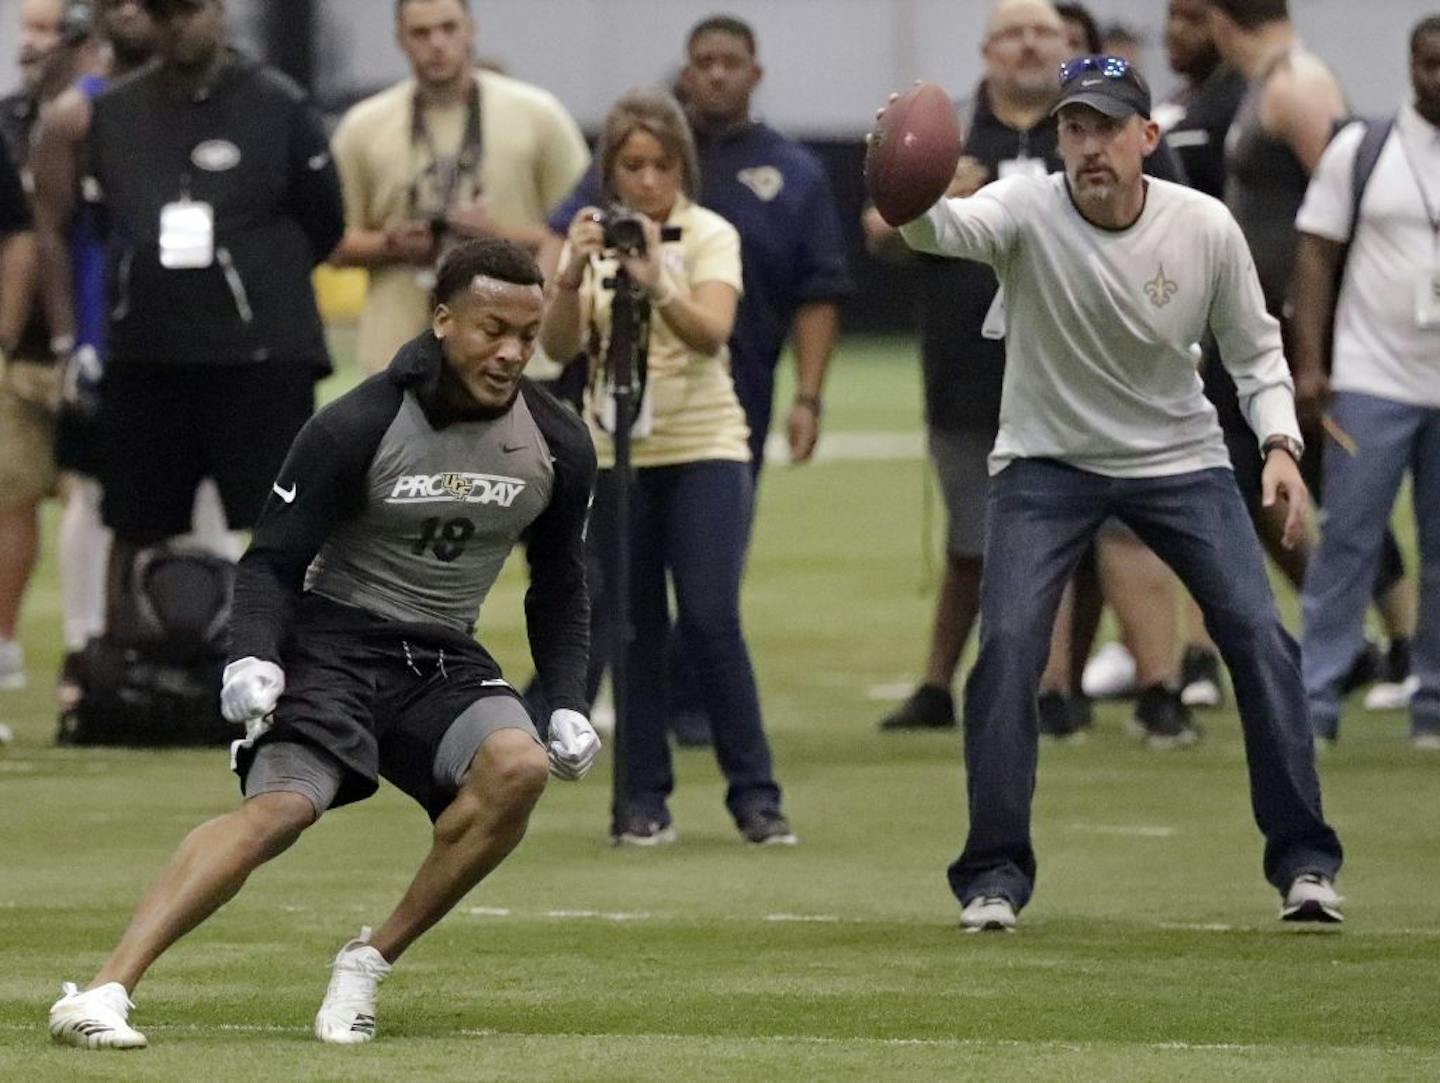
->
<box><xmin>1059</xmin><ymin>54</ymin><xmax>1139</xmax><ymax>87</ymax></box>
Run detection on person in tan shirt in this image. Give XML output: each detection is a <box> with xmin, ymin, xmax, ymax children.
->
<box><xmin>542</xmin><ymin>88</ymin><xmax>794</xmax><ymax>848</ymax></box>
<box><xmin>331</xmin><ymin>0</ymin><xmax>588</xmax><ymax>373</ymax></box>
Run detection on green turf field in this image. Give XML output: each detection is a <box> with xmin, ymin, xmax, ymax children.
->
<box><xmin>2</xmin><ymin>336</ymin><xmax>1436</xmax><ymax>1081</ymax></box>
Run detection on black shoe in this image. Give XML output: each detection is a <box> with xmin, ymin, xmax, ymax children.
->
<box><xmin>736</xmin><ymin>809</ymin><xmax>798</xmax><ymax>846</ymax></box>
<box><xmin>1038</xmin><ymin>691</ymin><xmax>1088</xmax><ymax>742</ymax></box>
<box><xmin>1179</xmin><ymin>645</ymin><xmax>1224</xmax><ymax>709</ymax></box>
<box><xmin>878</xmin><ymin>684</ymin><xmax>955</xmax><ymax>731</ymax></box>
<box><xmin>1130</xmin><ymin>685</ymin><xmax>1200</xmax><ymax>749</ymax></box>
<box><xmin>610</xmin><ymin>813</ymin><xmax>677</xmax><ymax>847</ymax></box>
<box><xmin>668</xmin><ymin>708</ymin><xmax>713</xmax><ymax>748</ymax></box>
<box><xmin>1339</xmin><ymin>641</ymin><xmax>1384</xmax><ymax>695</ymax></box>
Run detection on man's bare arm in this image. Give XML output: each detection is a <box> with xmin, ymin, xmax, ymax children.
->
<box><xmin>31</xmin><ymin>87</ymin><xmax>90</xmax><ymax>346</ymax></box>
<box><xmin>1263</xmin><ymin>57</ymin><xmax>1348</xmax><ymax>173</ymax></box>
<box><xmin>1289</xmin><ymin>231</ymin><xmax>1345</xmax><ymax>418</ymax></box>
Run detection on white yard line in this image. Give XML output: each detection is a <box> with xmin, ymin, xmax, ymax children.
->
<box><xmin>765</xmin><ymin>431</ymin><xmax>923</xmax><ymax>463</ymax></box>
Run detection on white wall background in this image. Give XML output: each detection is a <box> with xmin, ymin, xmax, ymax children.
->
<box><xmin>0</xmin><ymin>0</ymin><xmax>1430</xmax><ymax>132</ymax></box>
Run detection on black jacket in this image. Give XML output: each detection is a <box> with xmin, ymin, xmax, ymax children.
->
<box><xmin>88</xmin><ymin>52</ymin><xmax>344</xmax><ymax>369</ymax></box>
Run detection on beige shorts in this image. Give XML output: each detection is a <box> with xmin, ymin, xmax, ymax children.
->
<box><xmin>0</xmin><ymin>359</ymin><xmax>60</xmax><ymax>510</ymax></box>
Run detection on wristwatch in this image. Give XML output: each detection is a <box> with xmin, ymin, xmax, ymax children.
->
<box><xmin>1262</xmin><ymin>434</ymin><xmax>1304</xmax><ymax>464</ymax></box>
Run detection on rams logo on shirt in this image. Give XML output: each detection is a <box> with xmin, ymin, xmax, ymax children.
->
<box><xmin>737</xmin><ymin>166</ymin><xmax>784</xmax><ymax>202</ymax></box>
<box><xmin>389</xmin><ymin>472</ymin><xmax>527</xmax><ymax>508</ymax></box>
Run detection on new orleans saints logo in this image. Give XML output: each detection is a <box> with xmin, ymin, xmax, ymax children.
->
<box><xmin>1145</xmin><ymin>266</ymin><xmax>1179</xmax><ymax>308</ymax></box>
<box><xmin>440</xmin><ymin>473</ymin><xmax>474</xmax><ymax>499</ymax></box>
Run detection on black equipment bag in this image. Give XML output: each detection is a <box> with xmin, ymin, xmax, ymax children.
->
<box><xmin>57</xmin><ymin>547</ymin><xmax>237</xmax><ymax>747</ymax></box>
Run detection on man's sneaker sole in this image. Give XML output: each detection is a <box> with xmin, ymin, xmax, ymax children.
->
<box><xmin>1281</xmin><ymin>898</ymin><xmax>1344</xmax><ymax>924</ymax></box>
<box><xmin>1125</xmin><ymin>717</ymin><xmax>1201</xmax><ymax>750</ymax></box>
<box><xmin>959</xmin><ymin>897</ymin><xmax>1017</xmax><ymax>933</ymax></box>
<box><xmin>1365</xmin><ymin>676</ymin><xmax>1420</xmax><ymax>711</ymax></box>
<box><xmin>1180</xmin><ymin>678</ymin><xmax>1222</xmax><ymax>708</ymax></box>
<box><xmin>610</xmin><ymin>826</ymin><xmax>678</xmax><ymax>847</ymax></box>
<box><xmin>745</xmin><ymin>830</ymin><xmax>798</xmax><ymax>847</ymax></box>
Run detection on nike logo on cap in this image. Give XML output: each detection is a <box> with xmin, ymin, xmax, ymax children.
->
<box><xmin>273</xmin><ymin>482</ymin><xmax>297</xmax><ymax>504</ymax></box>
<box><xmin>1080</xmin><ymin>77</ymin><xmax>1104</xmax><ymax>87</ymax></box>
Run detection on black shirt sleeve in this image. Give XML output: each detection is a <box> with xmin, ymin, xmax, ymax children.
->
<box><xmin>283</xmin><ymin>96</ymin><xmax>346</xmax><ymax>264</ymax></box>
<box><xmin>229</xmin><ymin>376</ymin><xmax>401</xmax><ymax>664</ymax></box>
<box><xmin>519</xmin><ymin>382</ymin><xmax>597</xmax><ymax>715</ymax></box>
<box><xmin>0</xmin><ymin>133</ymin><xmax>30</xmax><ymax>235</ymax></box>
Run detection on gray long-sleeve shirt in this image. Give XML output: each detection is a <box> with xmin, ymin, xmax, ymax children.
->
<box><xmin>900</xmin><ymin>173</ymin><xmax>1301</xmax><ymax>478</ymax></box>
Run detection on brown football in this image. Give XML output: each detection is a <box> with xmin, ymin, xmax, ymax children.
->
<box><xmin>865</xmin><ymin>82</ymin><xmax>963</xmax><ymax>227</ymax></box>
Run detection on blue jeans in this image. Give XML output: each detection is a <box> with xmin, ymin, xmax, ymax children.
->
<box><xmin>1302</xmin><ymin>392</ymin><xmax>1440</xmax><ymax>738</ymax></box>
<box><xmin>948</xmin><ymin>459</ymin><xmax>1343</xmax><ymax>910</ymax></box>
<box><xmin>588</xmin><ymin>460</ymin><xmax>781</xmax><ymax>824</ymax></box>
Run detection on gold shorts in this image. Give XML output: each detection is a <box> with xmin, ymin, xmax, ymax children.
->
<box><xmin>0</xmin><ymin>358</ymin><xmax>60</xmax><ymax>509</ymax></box>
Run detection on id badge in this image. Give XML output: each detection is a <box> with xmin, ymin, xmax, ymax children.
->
<box><xmin>159</xmin><ymin>198</ymin><xmax>215</xmax><ymax>269</ymax></box>
<box><xmin>981</xmin><ymin>286</ymin><xmax>1007</xmax><ymax>340</ymax></box>
<box><xmin>998</xmin><ymin>157</ymin><xmax>1047</xmax><ymax>181</ymax></box>
<box><xmin>1416</xmin><ymin>269</ymin><xmax>1440</xmax><ymax>330</ymax></box>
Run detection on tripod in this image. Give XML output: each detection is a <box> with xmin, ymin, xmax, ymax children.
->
<box><xmin>601</xmin><ymin>265</ymin><xmax>651</xmax><ymax>824</ymax></box>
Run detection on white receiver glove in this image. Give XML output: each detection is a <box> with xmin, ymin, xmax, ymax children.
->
<box><xmin>221</xmin><ymin>657</ymin><xmax>285</xmax><ymax>729</ymax></box>
<box><xmin>547</xmin><ymin>708</ymin><xmax>600</xmax><ymax>781</ymax></box>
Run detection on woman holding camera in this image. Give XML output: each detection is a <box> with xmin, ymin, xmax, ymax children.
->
<box><xmin>541</xmin><ymin>89</ymin><xmax>792</xmax><ymax>847</ymax></box>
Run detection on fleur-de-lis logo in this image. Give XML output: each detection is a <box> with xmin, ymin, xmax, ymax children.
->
<box><xmin>1145</xmin><ymin>266</ymin><xmax>1179</xmax><ymax>308</ymax></box>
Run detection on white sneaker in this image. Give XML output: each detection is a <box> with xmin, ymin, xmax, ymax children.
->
<box><xmin>1280</xmin><ymin>874</ymin><xmax>1344</xmax><ymax>924</ymax></box>
<box><xmin>960</xmin><ymin>895</ymin><xmax>1017</xmax><ymax>933</ymax></box>
<box><xmin>1082</xmin><ymin>642</ymin><xmax>1138</xmax><ymax>699</ymax></box>
<box><xmin>0</xmin><ymin>640</ymin><xmax>27</xmax><ymax>692</ymax></box>
<box><xmin>1364</xmin><ymin>676</ymin><xmax>1420</xmax><ymax>711</ymax></box>
<box><xmin>48</xmin><ymin>981</ymin><xmax>147</xmax><ymax>1049</ymax></box>
<box><xmin>314</xmin><ymin>926</ymin><xmax>391</xmax><ymax>1044</ymax></box>
<box><xmin>1413</xmin><ymin>732</ymin><xmax>1440</xmax><ymax>753</ymax></box>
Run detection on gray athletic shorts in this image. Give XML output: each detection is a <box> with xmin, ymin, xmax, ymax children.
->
<box><xmin>928</xmin><ymin>425</ymin><xmax>998</xmax><ymax>558</ymax></box>
<box><xmin>244</xmin><ymin>694</ymin><xmax>540</xmax><ymax>819</ymax></box>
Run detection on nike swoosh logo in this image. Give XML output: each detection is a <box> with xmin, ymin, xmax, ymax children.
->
<box><xmin>502</xmin><ymin>443</ymin><xmax>527</xmax><ymax>453</ymax></box>
<box><xmin>1081</xmin><ymin>77</ymin><xmax>1104</xmax><ymax>87</ymax></box>
<box><xmin>272</xmin><ymin>482</ymin><xmax>297</xmax><ymax>503</ymax></box>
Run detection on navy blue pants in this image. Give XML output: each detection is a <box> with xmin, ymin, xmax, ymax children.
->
<box><xmin>588</xmin><ymin>459</ymin><xmax>781</xmax><ymax>824</ymax></box>
<box><xmin>949</xmin><ymin>460</ymin><xmax>1343</xmax><ymax>911</ymax></box>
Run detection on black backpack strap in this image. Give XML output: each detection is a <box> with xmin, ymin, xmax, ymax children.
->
<box><xmin>1346</xmin><ymin>116</ymin><xmax>1396</xmax><ymax>246</ymax></box>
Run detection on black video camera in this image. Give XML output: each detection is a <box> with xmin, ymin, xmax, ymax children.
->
<box><xmin>597</xmin><ymin>204</ymin><xmax>682</xmax><ymax>258</ymax></box>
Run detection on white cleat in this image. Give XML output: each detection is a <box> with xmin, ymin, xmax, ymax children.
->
<box><xmin>48</xmin><ymin>982</ymin><xmax>147</xmax><ymax>1049</ymax></box>
<box><xmin>315</xmin><ymin>926</ymin><xmax>391</xmax><ymax>1044</ymax></box>
<box><xmin>960</xmin><ymin>895</ymin><xmax>1017</xmax><ymax>933</ymax></box>
<box><xmin>1082</xmin><ymin>642</ymin><xmax>1138</xmax><ymax>699</ymax></box>
<box><xmin>1364</xmin><ymin>676</ymin><xmax>1419</xmax><ymax>711</ymax></box>
<box><xmin>1413</xmin><ymin>732</ymin><xmax>1440</xmax><ymax>753</ymax></box>
<box><xmin>1280</xmin><ymin>874</ymin><xmax>1344</xmax><ymax>924</ymax></box>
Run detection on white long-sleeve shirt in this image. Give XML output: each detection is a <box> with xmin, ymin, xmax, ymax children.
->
<box><xmin>900</xmin><ymin>174</ymin><xmax>1301</xmax><ymax>477</ymax></box>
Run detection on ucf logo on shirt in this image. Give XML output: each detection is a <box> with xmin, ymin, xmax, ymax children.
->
<box><xmin>388</xmin><ymin>472</ymin><xmax>528</xmax><ymax>508</ymax></box>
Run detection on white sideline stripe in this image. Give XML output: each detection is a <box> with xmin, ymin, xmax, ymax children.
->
<box><xmin>1066</xmin><ymin>824</ymin><xmax>1178</xmax><ymax>839</ymax></box>
<box><xmin>765</xmin><ymin>430</ymin><xmax>922</xmax><ymax>463</ymax></box>
<box><xmin>459</xmin><ymin>906</ymin><xmax>1440</xmax><ymax>938</ymax></box>
<box><xmin>5</xmin><ymin>1022</ymin><xmax>1434</xmax><ymax>1054</ymax></box>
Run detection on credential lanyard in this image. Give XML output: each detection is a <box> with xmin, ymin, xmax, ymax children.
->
<box><xmin>1395</xmin><ymin>121</ymin><xmax>1440</xmax><ymax>256</ymax></box>
<box><xmin>408</xmin><ymin>76</ymin><xmax>484</xmax><ymax>214</ymax></box>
